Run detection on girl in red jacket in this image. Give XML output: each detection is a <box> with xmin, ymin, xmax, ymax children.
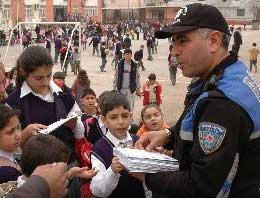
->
<box><xmin>142</xmin><ymin>73</ymin><xmax>162</xmax><ymax>106</ymax></box>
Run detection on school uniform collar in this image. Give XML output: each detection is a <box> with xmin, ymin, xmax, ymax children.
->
<box><xmin>0</xmin><ymin>149</ymin><xmax>15</xmax><ymax>163</ymax></box>
<box><xmin>20</xmin><ymin>80</ymin><xmax>63</xmax><ymax>102</ymax></box>
<box><xmin>106</xmin><ymin>130</ymin><xmax>133</xmax><ymax>148</ymax></box>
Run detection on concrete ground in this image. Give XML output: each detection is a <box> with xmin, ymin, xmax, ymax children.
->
<box><xmin>1</xmin><ymin>30</ymin><xmax>260</xmax><ymax>126</ymax></box>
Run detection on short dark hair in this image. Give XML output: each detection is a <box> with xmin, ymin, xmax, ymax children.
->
<box><xmin>253</xmin><ymin>43</ymin><xmax>257</xmax><ymax>47</ymax></box>
<box><xmin>81</xmin><ymin>88</ymin><xmax>96</xmax><ymax>99</ymax></box>
<box><xmin>148</xmin><ymin>73</ymin><xmax>156</xmax><ymax>80</ymax></box>
<box><xmin>99</xmin><ymin>90</ymin><xmax>130</xmax><ymax>116</ymax></box>
<box><xmin>141</xmin><ymin>104</ymin><xmax>162</xmax><ymax>121</ymax></box>
<box><xmin>124</xmin><ymin>49</ymin><xmax>132</xmax><ymax>55</ymax></box>
<box><xmin>16</xmin><ymin>46</ymin><xmax>53</xmax><ymax>87</ymax></box>
<box><xmin>0</xmin><ymin>105</ymin><xmax>19</xmax><ymax>130</ymax></box>
<box><xmin>21</xmin><ymin>134</ymin><xmax>70</xmax><ymax>177</ymax></box>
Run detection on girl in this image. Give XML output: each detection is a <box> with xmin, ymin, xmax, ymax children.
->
<box><xmin>137</xmin><ymin>104</ymin><xmax>168</xmax><ymax>138</ymax></box>
<box><xmin>6</xmin><ymin>45</ymin><xmax>85</xmax><ymax>196</ymax></box>
<box><xmin>0</xmin><ymin>105</ymin><xmax>21</xmax><ymax>184</ymax></box>
<box><xmin>71</xmin><ymin>69</ymin><xmax>91</xmax><ymax>108</ymax></box>
<box><xmin>5</xmin><ymin>67</ymin><xmax>17</xmax><ymax>95</ymax></box>
<box><xmin>6</xmin><ymin>45</ymin><xmax>84</xmax><ymax>162</ymax></box>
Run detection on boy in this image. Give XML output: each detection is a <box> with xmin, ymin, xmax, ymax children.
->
<box><xmin>134</xmin><ymin>45</ymin><xmax>145</xmax><ymax>71</ymax></box>
<box><xmin>142</xmin><ymin>73</ymin><xmax>162</xmax><ymax>106</ymax></box>
<box><xmin>90</xmin><ymin>90</ymin><xmax>145</xmax><ymax>198</ymax></box>
<box><xmin>81</xmin><ymin>89</ymin><xmax>107</xmax><ymax>145</ymax></box>
<box><xmin>248</xmin><ymin>42</ymin><xmax>260</xmax><ymax>73</ymax></box>
<box><xmin>100</xmin><ymin>42</ymin><xmax>108</xmax><ymax>72</ymax></box>
<box><xmin>19</xmin><ymin>134</ymin><xmax>97</xmax><ymax>197</ymax></box>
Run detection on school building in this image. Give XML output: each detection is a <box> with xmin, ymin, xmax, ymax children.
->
<box><xmin>0</xmin><ymin>0</ymin><xmax>259</xmax><ymax>27</ymax></box>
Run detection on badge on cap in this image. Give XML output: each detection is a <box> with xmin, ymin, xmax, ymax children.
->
<box><xmin>199</xmin><ymin>122</ymin><xmax>226</xmax><ymax>154</ymax></box>
<box><xmin>173</xmin><ymin>6</ymin><xmax>188</xmax><ymax>24</ymax></box>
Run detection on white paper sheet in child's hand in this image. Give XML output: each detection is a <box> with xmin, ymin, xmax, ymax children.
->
<box><xmin>39</xmin><ymin>115</ymin><xmax>77</xmax><ymax>134</ymax></box>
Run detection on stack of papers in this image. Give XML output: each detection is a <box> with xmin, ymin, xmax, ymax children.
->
<box><xmin>113</xmin><ymin>147</ymin><xmax>179</xmax><ymax>173</ymax></box>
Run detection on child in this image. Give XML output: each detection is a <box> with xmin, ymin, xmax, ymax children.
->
<box><xmin>134</xmin><ymin>45</ymin><xmax>145</xmax><ymax>71</ymax></box>
<box><xmin>90</xmin><ymin>90</ymin><xmax>145</xmax><ymax>198</ymax></box>
<box><xmin>19</xmin><ymin>134</ymin><xmax>98</xmax><ymax>197</ymax></box>
<box><xmin>142</xmin><ymin>73</ymin><xmax>162</xmax><ymax>106</ymax></box>
<box><xmin>0</xmin><ymin>105</ymin><xmax>21</xmax><ymax>184</ymax></box>
<box><xmin>71</xmin><ymin>69</ymin><xmax>91</xmax><ymax>109</ymax></box>
<box><xmin>137</xmin><ymin>104</ymin><xmax>168</xmax><ymax>137</ymax></box>
<box><xmin>72</xmin><ymin>47</ymin><xmax>81</xmax><ymax>75</ymax></box>
<box><xmin>81</xmin><ymin>90</ymin><xmax>108</xmax><ymax>145</ymax></box>
<box><xmin>6</xmin><ymin>45</ymin><xmax>83</xmax><ymax>164</ymax></box>
<box><xmin>248</xmin><ymin>43</ymin><xmax>260</xmax><ymax>73</ymax></box>
<box><xmin>100</xmin><ymin>42</ymin><xmax>108</xmax><ymax>72</ymax></box>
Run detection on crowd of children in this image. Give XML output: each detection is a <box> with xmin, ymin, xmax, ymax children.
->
<box><xmin>0</xmin><ymin>45</ymin><xmax>168</xmax><ymax>198</ymax></box>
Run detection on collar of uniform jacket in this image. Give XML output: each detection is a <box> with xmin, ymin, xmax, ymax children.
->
<box><xmin>20</xmin><ymin>80</ymin><xmax>62</xmax><ymax>103</ymax></box>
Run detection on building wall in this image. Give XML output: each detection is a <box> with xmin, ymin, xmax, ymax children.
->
<box><xmin>2</xmin><ymin>0</ymin><xmax>260</xmax><ymax>26</ymax></box>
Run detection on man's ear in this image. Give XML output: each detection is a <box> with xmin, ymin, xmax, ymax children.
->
<box><xmin>208</xmin><ymin>31</ymin><xmax>222</xmax><ymax>53</ymax></box>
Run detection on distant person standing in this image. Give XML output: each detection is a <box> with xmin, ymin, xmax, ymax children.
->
<box><xmin>168</xmin><ymin>44</ymin><xmax>178</xmax><ymax>86</ymax></box>
<box><xmin>113</xmin><ymin>49</ymin><xmax>141</xmax><ymax>111</ymax></box>
<box><xmin>54</xmin><ymin>35</ymin><xmax>62</xmax><ymax>63</ymax></box>
<box><xmin>232</xmin><ymin>28</ymin><xmax>242</xmax><ymax>56</ymax></box>
<box><xmin>100</xmin><ymin>42</ymin><xmax>108</xmax><ymax>72</ymax></box>
<box><xmin>248</xmin><ymin>42</ymin><xmax>260</xmax><ymax>73</ymax></box>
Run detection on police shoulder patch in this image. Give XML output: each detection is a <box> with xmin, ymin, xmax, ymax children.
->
<box><xmin>199</xmin><ymin>122</ymin><xmax>226</xmax><ymax>155</ymax></box>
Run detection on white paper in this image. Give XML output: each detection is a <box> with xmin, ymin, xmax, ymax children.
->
<box><xmin>39</xmin><ymin>115</ymin><xmax>77</xmax><ymax>134</ymax></box>
<box><xmin>113</xmin><ymin>147</ymin><xmax>179</xmax><ymax>173</ymax></box>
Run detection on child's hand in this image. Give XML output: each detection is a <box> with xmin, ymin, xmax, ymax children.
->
<box><xmin>111</xmin><ymin>157</ymin><xmax>124</xmax><ymax>173</ymax></box>
<box><xmin>67</xmin><ymin>167</ymin><xmax>98</xmax><ymax>179</ymax></box>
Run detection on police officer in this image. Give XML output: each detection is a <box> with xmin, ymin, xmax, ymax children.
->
<box><xmin>132</xmin><ymin>3</ymin><xmax>260</xmax><ymax>198</ymax></box>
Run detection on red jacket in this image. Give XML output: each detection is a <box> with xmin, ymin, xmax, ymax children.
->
<box><xmin>142</xmin><ymin>80</ymin><xmax>162</xmax><ymax>106</ymax></box>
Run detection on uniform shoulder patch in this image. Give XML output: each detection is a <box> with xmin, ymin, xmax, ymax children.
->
<box><xmin>199</xmin><ymin>122</ymin><xmax>226</xmax><ymax>154</ymax></box>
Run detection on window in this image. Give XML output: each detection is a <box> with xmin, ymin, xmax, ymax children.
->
<box><xmin>3</xmin><ymin>4</ymin><xmax>11</xmax><ymax>19</ymax></box>
<box><xmin>39</xmin><ymin>5</ymin><xmax>45</xmax><ymax>19</ymax></box>
<box><xmin>237</xmin><ymin>9</ymin><xmax>245</xmax><ymax>16</ymax></box>
<box><xmin>25</xmin><ymin>5</ymin><xmax>33</xmax><ymax>20</ymax></box>
<box><xmin>151</xmin><ymin>10</ymin><xmax>158</xmax><ymax>18</ymax></box>
<box><xmin>84</xmin><ymin>7</ymin><xmax>97</xmax><ymax>17</ymax></box>
<box><xmin>74</xmin><ymin>5</ymin><xmax>79</xmax><ymax>14</ymax></box>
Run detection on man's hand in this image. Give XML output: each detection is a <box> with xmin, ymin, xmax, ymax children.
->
<box><xmin>32</xmin><ymin>162</ymin><xmax>68</xmax><ymax>198</ymax></box>
<box><xmin>111</xmin><ymin>157</ymin><xmax>124</xmax><ymax>173</ymax></box>
<box><xmin>135</xmin><ymin>130</ymin><xmax>169</xmax><ymax>151</ymax></box>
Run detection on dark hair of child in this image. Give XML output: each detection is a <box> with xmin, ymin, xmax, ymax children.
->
<box><xmin>253</xmin><ymin>43</ymin><xmax>257</xmax><ymax>47</ymax></box>
<box><xmin>81</xmin><ymin>88</ymin><xmax>96</xmax><ymax>99</ymax></box>
<box><xmin>21</xmin><ymin>134</ymin><xmax>70</xmax><ymax>177</ymax></box>
<box><xmin>74</xmin><ymin>47</ymin><xmax>78</xmax><ymax>53</ymax></box>
<box><xmin>99</xmin><ymin>90</ymin><xmax>130</xmax><ymax>116</ymax></box>
<box><xmin>0</xmin><ymin>104</ymin><xmax>19</xmax><ymax>130</ymax></box>
<box><xmin>124</xmin><ymin>49</ymin><xmax>132</xmax><ymax>55</ymax></box>
<box><xmin>140</xmin><ymin>104</ymin><xmax>162</xmax><ymax>121</ymax></box>
<box><xmin>8</xmin><ymin>67</ymin><xmax>17</xmax><ymax>80</ymax></box>
<box><xmin>148</xmin><ymin>73</ymin><xmax>156</xmax><ymax>81</ymax></box>
<box><xmin>77</xmin><ymin>69</ymin><xmax>91</xmax><ymax>87</ymax></box>
<box><xmin>16</xmin><ymin>46</ymin><xmax>53</xmax><ymax>87</ymax></box>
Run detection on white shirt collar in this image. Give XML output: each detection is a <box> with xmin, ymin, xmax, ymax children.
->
<box><xmin>0</xmin><ymin>149</ymin><xmax>14</xmax><ymax>163</ymax></box>
<box><xmin>106</xmin><ymin>130</ymin><xmax>133</xmax><ymax>148</ymax></box>
<box><xmin>20</xmin><ymin>80</ymin><xmax>62</xmax><ymax>103</ymax></box>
